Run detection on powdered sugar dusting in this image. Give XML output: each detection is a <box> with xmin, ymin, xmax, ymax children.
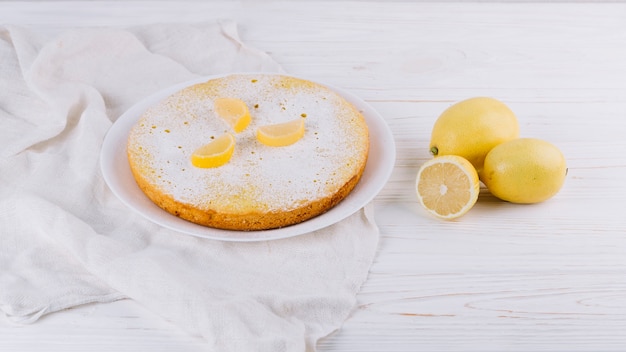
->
<box><xmin>127</xmin><ymin>74</ymin><xmax>369</xmax><ymax>214</ymax></box>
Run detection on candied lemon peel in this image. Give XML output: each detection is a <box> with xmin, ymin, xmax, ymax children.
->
<box><xmin>214</xmin><ymin>97</ymin><xmax>251</xmax><ymax>133</ymax></box>
<box><xmin>256</xmin><ymin>118</ymin><xmax>305</xmax><ymax>147</ymax></box>
<box><xmin>191</xmin><ymin>133</ymin><xmax>236</xmax><ymax>168</ymax></box>
<box><xmin>193</xmin><ymin>101</ymin><xmax>306</xmax><ymax>168</ymax></box>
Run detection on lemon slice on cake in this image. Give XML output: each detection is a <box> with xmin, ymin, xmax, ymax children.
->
<box><xmin>257</xmin><ymin>118</ymin><xmax>305</xmax><ymax>147</ymax></box>
<box><xmin>214</xmin><ymin>97</ymin><xmax>251</xmax><ymax>133</ymax></box>
<box><xmin>191</xmin><ymin>133</ymin><xmax>236</xmax><ymax>168</ymax></box>
<box><xmin>415</xmin><ymin>155</ymin><xmax>480</xmax><ymax>220</ymax></box>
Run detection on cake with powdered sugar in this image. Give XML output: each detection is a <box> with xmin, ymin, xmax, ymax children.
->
<box><xmin>126</xmin><ymin>74</ymin><xmax>369</xmax><ymax>231</ymax></box>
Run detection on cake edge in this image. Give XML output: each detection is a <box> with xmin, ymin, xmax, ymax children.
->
<box><xmin>127</xmin><ymin>149</ymin><xmax>368</xmax><ymax>231</ymax></box>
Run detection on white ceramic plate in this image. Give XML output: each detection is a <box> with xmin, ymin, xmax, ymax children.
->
<box><xmin>100</xmin><ymin>74</ymin><xmax>395</xmax><ymax>242</ymax></box>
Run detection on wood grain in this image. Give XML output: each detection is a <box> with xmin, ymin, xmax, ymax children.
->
<box><xmin>1</xmin><ymin>1</ymin><xmax>626</xmax><ymax>351</ymax></box>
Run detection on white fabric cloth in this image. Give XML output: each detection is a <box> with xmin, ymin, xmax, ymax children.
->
<box><xmin>0</xmin><ymin>22</ymin><xmax>380</xmax><ymax>351</ymax></box>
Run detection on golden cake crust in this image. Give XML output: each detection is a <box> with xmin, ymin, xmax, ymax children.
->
<box><xmin>126</xmin><ymin>74</ymin><xmax>369</xmax><ymax>231</ymax></box>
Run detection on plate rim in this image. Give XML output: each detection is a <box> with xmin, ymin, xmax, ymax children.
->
<box><xmin>100</xmin><ymin>73</ymin><xmax>396</xmax><ymax>242</ymax></box>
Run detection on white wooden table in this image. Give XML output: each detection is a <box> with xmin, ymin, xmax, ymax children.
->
<box><xmin>2</xmin><ymin>1</ymin><xmax>626</xmax><ymax>351</ymax></box>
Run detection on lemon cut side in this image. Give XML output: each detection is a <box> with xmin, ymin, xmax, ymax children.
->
<box><xmin>214</xmin><ymin>97</ymin><xmax>251</xmax><ymax>133</ymax></box>
<box><xmin>416</xmin><ymin>155</ymin><xmax>480</xmax><ymax>220</ymax></box>
<box><xmin>191</xmin><ymin>133</ymin><xmax>236</xmax><ymax>168</ymax></box>
<box><xmin>256</xmin><ymin>118</ymin><xmax>305</xmax><ymax>147</ymax></box>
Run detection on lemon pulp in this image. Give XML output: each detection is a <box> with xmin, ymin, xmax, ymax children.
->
<box><xmin>416</xmin><ymin>155</ymin><xmax>480</xmax><ymax>220</ymax></box>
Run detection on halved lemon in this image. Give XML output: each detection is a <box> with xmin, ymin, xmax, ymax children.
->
<box><xmin>256</xmin><ymin>118</ymin><xmax>305</xmax><ymax>147</ymax></box>
<box><xmin>214</xmin><ymin>97</ymin><xmax>251</xmax><ymax>133</ymax></box>
<box><xmin>191</xmin><ymin>133</ymin><xmax>236</xmax><ymax>168</ymax></box>
<box><xmin>415</xmin><ymin>155</ymin><xmax>480</xmax><ymax>220</ymax></box>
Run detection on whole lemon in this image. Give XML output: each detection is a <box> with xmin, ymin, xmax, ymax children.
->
<box><xmin>482</xmin><ymin>138</ymin><xmax>567</xmax><ymax>204</ymax></box>
<box><xmin>429</xmin><ymin>97</ymin><xmax>519</xmax><ymax>175</ymax></box>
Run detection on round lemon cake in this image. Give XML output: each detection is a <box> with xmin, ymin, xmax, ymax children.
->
<box><xmin>127</xmin><ymin>74</ymin><xmax>369</xmax><ymax>231</ymax></box>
